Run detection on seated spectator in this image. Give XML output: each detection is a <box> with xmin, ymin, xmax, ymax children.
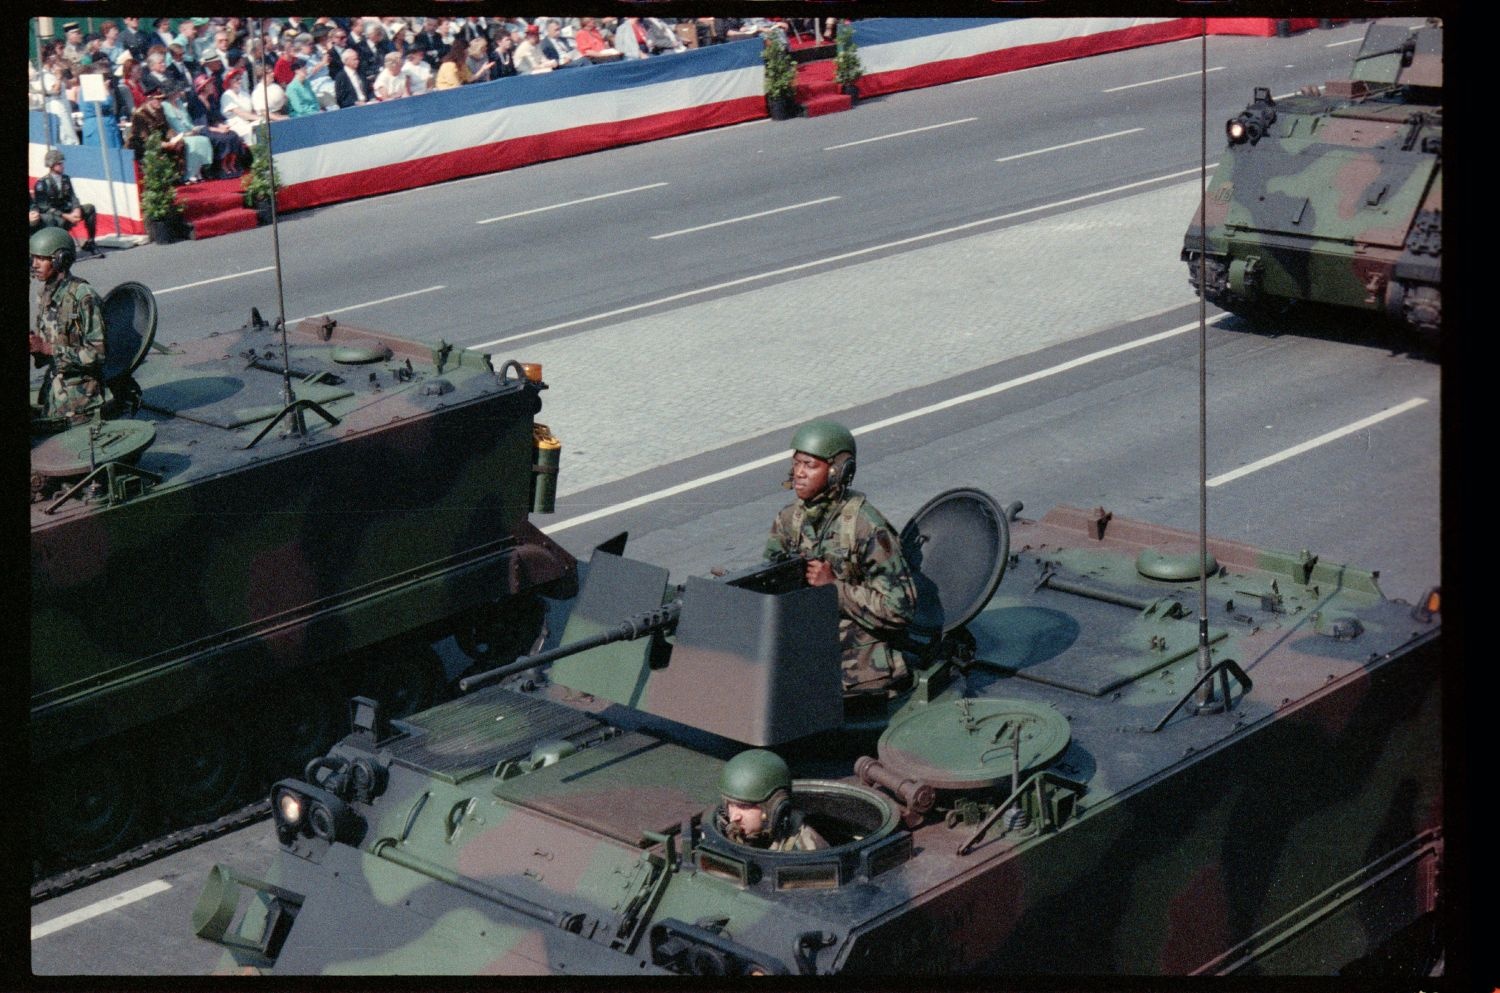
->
<box><xmin>184</xmin><ymin>75</ymin><xmax>245</xmax><ymax>176</ymax></box>
<box><xmin>360</xmin><ymin>23</ymin><xmax>395</xmax><ymax>87</ymax></box>
<box><xmin>250</xmin><ymin>69</ymin><xmax>289</xmax><ymax>117</ymax></box>
<box><xmin>573</xmin><ymin>18</ymin><xmax>620</xmax><ymax>61</ymax></box>
<box><xmin>219</xmin><ymin>67</ymin><xmax>266</xmax><ymax>144</ymax></box>
<box><xmin>613</xmin><ymin>18</ymin><xmax>651</xmax><ymax>60</ymax></box>
<box><xmin>401</xmin><ymin>48</ymin><xmax>433</xmax><ymax>94</ymax></box>
<box><xmin>541</xmin><ymin>19</ymin><xmax>586</xmax><ymax>67</ymax></box>
<box><xmin>488</xmin><ymin>31</ymin><xmax>518</xmax><ymax>79</ymax></box>
<box><xmin>412</xmin><ymin>17</ymin><xmax>446</xmax><ymax>71</ymax></box>
<box><xmin>373</xmin><ymin>52</ymin><xmax>409</xmax><ymax>101</ymax></box>
<box><xmin>644</xmin><ymin>18</ymin><xmax>687</xmax><ymax>55</ymax></box>
<box><xmin>119</xmin><ymin>54</ymin><xmax>146</xmax><ymax>110</ymax></box>
<box><xmin>286</xmin><ymin>58</ymin><xmax>322</xmax><ymax>115</ymax></box>
<box><xmin>514</xmin><ymin>25</ymin><xmax>556</xmax><ymax>73</ymax></box>
<box><xmin>160</xmin><ymin>82</ymin><xmax>213</xmax><ymax>183</ymax></box>
<box><xmin>464</xmin><ymin>37</ymin><xmax>496</xmax><ymax>83</ymax></box>
<box><xmin>38</xmin><ymin>55</ymin><xmax>79</xmax><ymax>145</ymax></box>
<box><xmin>433</xmin><ymin>42</ymin><xmax>472</xmax><ymax>89</ymax></box>
<box><xmin>333</xmin><ymin>48</ymin><xmax>371</xmax><ymax>107</ymax></box>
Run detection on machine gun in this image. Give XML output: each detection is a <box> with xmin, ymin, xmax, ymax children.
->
<box><xmin>457</xmin><ymin>555</ymin><xmax>809</xmax><ymax>695</ymax></box>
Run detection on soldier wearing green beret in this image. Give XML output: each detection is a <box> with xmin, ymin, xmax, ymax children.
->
<box><xmin>765</xmin><ymin>419</ymin><xmax>918</xmax><ymax>696</ymax></box>
<box><xmin>30</xmin><ymin>226</ymin><xmax>107</xmax><ymax>425</ymax></box>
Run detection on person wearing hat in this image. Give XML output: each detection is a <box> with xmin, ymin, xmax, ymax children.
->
<box><xmin>118</xmin><ymin>17</ymin><xmax>148</xmax><ymax>62</ymax></box>
<box><xmin>32</xmin><ymin>149</ymin><xmax>97</xmax><ymax>253</ymax></box>
<box><xmin>158</xmin><ymin>81</ymin><xmax>211</xmax><ymax>183</ymax></box>
<box><xmin>514</xmin><ymin>24</ymin><xmax>555</xmax><ymax>74</ymax></box>
<box><xmin>61</xmin><ymin>22</ymin><xmax>85</xmax><ymax>65</ymax></box>
<box><xmin>30</xmin><ymin>225</ymin><xmax>107</xmax><ymax>426</ymax></box>
<box><xmin>765</xmin><ymin>419</ymin><xmax>918</xmax><ymax>696</ymax></box>
<box><xmin>717</xmin><ymin>750</ymin><xmax>828</xmax><ymax>852</ymax></box>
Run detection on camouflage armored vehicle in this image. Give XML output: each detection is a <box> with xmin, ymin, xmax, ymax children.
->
<box><xmin>194</xmin><ymin>492</ymin><xmax>1441</xmax><ymax>975</ymax></box>
<box><xmin>31</xmin><ymin>289</ymin><xmax>575</xmax><ymax>876</ymax></box>
<box><xmin>1182</xmin><ymin>19</ymin><xmax>1441</xmax><ymax>337</ymax></box>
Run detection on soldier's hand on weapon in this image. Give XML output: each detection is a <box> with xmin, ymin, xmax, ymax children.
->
<box><xmin>29</xmin><ymin>333</ymin><xmax>54</xmax><ymax>358</ymax></box>
<box><xmin>805</xmin><ymin>558</ymin><xmax>836</xmax><ymax>587</ymax></box>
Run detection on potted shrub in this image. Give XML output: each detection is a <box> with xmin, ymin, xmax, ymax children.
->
<box><xmin>762</xmin><ymin>33</ymin><xmax>798</xmax><ymax>120</ymax></box>
<box><xmin>140</xmin><ymin>132</ymin><xmax>187</xmax><ymax>244</ymax></box>
<box><xmin>241</xmin><ymin>124</ymin><xmax>281</xmax><ymax>226</ymax></box>
<box><xmin>833</xmin><ymin>23</ymin><xmax>865</xmax><ymax>102</ymax></box>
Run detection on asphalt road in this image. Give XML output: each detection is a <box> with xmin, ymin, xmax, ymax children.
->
<box><xmin>30</xmin><ymin>20</ymin><xmax>1444</xmax><ymax>976</ymax></box>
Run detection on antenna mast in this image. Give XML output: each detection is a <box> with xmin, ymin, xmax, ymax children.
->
<box><xmin>1193</xmin><ymin>18</ymin><xmax>1220</xmax><ymax>714</ymax></box>
<box><xmin>253</xmin><ymin>17</ymin><xmax>302</xmax><ymax>436</ymax></box>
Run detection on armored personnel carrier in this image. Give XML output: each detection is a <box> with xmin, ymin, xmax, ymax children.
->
<box><xmin>1182</xmin><ymin>19</ymin><xmax>1441</xmax><ymax>337</ymax></box>
<box><xmin>193</xmin><ymin>492</ymin><xmax>1441</xmax><ymax>976</ymax></box>
<box><xmin>31</xmin><ymin>289</ymin><xmax>575</xmax><ymax>877</ymax></box>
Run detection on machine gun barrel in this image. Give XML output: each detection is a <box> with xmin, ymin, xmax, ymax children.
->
<box><xmin>458</xmin><ymin>601</ymin><xmax>682</xmax><ymax>693</ymax></box>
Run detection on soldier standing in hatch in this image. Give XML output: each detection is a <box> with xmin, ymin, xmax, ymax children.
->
<box><xmin>30</xmin><ymin>226</ymin><xmax>107</xmax><ymax>425</ymax></box>
<box><xmin>719</xmin><ymin>750</ymin><xmax>828</xmax><ymax>852</ymax></box>
<box><xmin>766</xmin><ymin>419</ymin><xmax>918</xmax><ymax>695</ymax></box>
<box><xmin>32</xmin><ymin>149</ymin><xmax>99</xmax><ymax>255</ymax></box>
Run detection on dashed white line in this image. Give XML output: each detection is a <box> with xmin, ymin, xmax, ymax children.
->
<box><xmin>289</xmin><ymin>285</ymin><xmax>445</xmax><ymax>324</ymax></box>
<box><xmin>1326</xmin><ymin>37</ymin><xmax>1363</xmax><ymax>48</ymax></box>
<box><xmin>156</xmin><ymin>266</ymin><xmax>276</xmax><ymax>295</ymax></box>
<box><xmin>475</xmin><ymin>167</ymin><xmax>1201</xmax><ymax>349</ymax></box>
<box><xmin>824</xmin><ymin>118</ymin><xmax>978</xmax><ymax>151</ymax></box>
<box><xmin>996</xmin><ymin>128</ymin><xmax>1144</xmax><ymax>164</ymax></box>
<box><xmin>649</xmin><ymin>197</ymin><xmax>841</xmax><ymax>240</ymax></box>
<box><xmin>32</xmin><ymin>880</ymin><xmax>173</xmax><ymax>941</ymax></box>
<box><xmin>477</xmin><ymin>183</ymin><xmax>668</xmax><ymax>225</ymax></box>
<box><xmin>1207</xmin><ymin>398</ymin><xmax>1430</xmax><ymax>488</ymax></box>
<box><xmin>1103</xmin><ymin>66</ymin><xmax>1224</xmax><ymax>93</ymax></box>
<box><xmin>541</xmin><ymin>320</ymin><xmax>1203</xmax><ymax>534</ymax></box>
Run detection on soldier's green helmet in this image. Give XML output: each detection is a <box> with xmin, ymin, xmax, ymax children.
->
<box><xmin>789</xmin><ymin>420</ymin><xmax>855</xmax><ymax>462</ymax></box>
<box><xmin>44</xmin><ymin>148</ymin><xmax>66</xmax><ymax>168</ymax></box>
<box><xmin>30</xmin><ymin>226</ymin><xmax>76</xmax><ymax>268</ymax></box>
<box><xmin>719</xmin><ymin>749</ymin><xmax>791</xmax><ymax>805</ymax></box>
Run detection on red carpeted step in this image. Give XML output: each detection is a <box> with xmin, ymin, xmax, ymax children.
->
<box><xmin>801</xmin><ymin>93</ymin><xmax>854</xmax><ymax>117</ymax></box>
<box><xmin>188</xmin><ymin>207</ymin><xmax>260</xmax><ymax>239</ymax></box>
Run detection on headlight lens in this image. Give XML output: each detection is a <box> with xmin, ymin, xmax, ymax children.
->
<box><xmin>277</xmin><ymin>790</ymin><xmax>303</xmax><ymax>826</ymax></box>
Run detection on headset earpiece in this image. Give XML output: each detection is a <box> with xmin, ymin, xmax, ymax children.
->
<box><xmin>828</xmin><ymin>451</ymin><xmax>855</xmax><ymax>491</ymax></box>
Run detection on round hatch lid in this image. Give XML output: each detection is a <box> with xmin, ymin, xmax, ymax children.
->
<box><xmin>331</xmin><ymin>345</ymin><xmax>392</xmax><ymax>364</ymax></box>
<box><xmin>899</xmin><ymin>488</ymin><xmax>1009</xmax><ymax>637</ymax></box>
<box><xmin>875</xmin><ymin>697</ymin><xmax>1070</xmax><ymax>791</ymax></box>
<box><xmin>31</xmin><ymin>419</ymin><xmax>157</xmax><ymax>479</ymax></box>
<box><xmin>1136</xmin><ymin>547</ymin><xmax>1218</xmax><ymax>581</ymax></box>
<box><xmin>101</xmin><ymin>281</ymin><xmax>158</xmax><ymax>383</ymax></box>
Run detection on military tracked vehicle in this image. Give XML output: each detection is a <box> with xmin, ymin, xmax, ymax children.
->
<box><xmin>30</xmin><ymin>290</ymin><xmax>575</xmax><ymax>877</ymax></box>
<box><xmin>1182</xmin><ymin>19</ymin><xmax>1441</xmax><ymax>337</ymax></box>
<box><xmin>194</xmin><ymin>491</ymin><xmax>1441</xmax><ymax>976</ymax></box>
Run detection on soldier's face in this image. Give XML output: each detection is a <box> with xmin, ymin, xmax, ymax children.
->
<box><xmin>32</xmin><ymin>255</ymin><xmax>55</xmax><ymax>282</ymax></box>
<box><xmin>725</xmin><ymin>800</ymin><xmax>766</xmax><ymax>839</ymax></box>
<box><xmin>790</xmin><ymin>452</ymin><xmax>831</xmax><ymax>501</ymax></box>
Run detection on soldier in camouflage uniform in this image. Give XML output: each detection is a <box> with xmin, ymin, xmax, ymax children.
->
<box><xmin>766</xmin><ymin>419</ymin><xmax>917</xmax><ymax>695</ymax></box>
<box><xmin>718</xmin><ymin>750</ymin><xmax>828</xmax><ymax>852</ymax></box>
<box><xmin>30</xmin><ymin>226</ymin><xmax>108</xmax><ymax>425</ymax></box>
<box><xmin>32</xmin><ymin>149</ymin><xmax>98</xmax><ymax>253</ymax></box>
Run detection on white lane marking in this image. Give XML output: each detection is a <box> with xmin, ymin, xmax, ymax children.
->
<box><xmin>32</xmin><ymin>880</ymin><xmax>173</xmax><ymax>941</ymax></box>
<box><xmin>477</xmin><ymin>183</ymin><xmax>669</xmax><ymax>225</ymax></box>
<box><xmin>1103</xmin><ymin>66</ymin><xmax>1224</xmax><ymax>92</ymax></box>
<box><xmin>667</xmin><ymin>119</ymin><xmax>770</xmax><ymax>140</ymax></box>
<box><xmin>649</xmin><ymin>197</ymin><xmax>842</xmax><ymax>240</ymax></box>
<box><xmin>156</xmin><ymin>266</ymin><xmax>276</xmax><ymax>295</ymax></box>
<box><xmin>1207</xmin><ymin>398</ymin><xmax>1430</xmax><ymax>488</ymax></box>
<box><xmin>289</xmin><ymin>285</ymin><xmax>445</xmax><ymax>324</ymax></box>
<box><xmin>477</xmin><ymin>167</ymin><xmax>1202</xmax><ymax>349</ymax></box>
<box><xmin>1326</xmin><ymin>37</ymin><xmax>1363</xmax><ymax>48</ymax></box>
<box><xmin>542</xmin><ymin>320</ymin><xmax>1201</xmax><ymax>534</ymax></box>
<box><xmin>824</xmin><ymin>118</ymin><xmax>978</xmax><ymax>151</ymax></box>
<box><xmin>1273</xmin><ymin>91</ymin><xmax>1303</xmax><ymax>100</ymax></box>
<box><xmin>996</xmin><ymin>128</ymin><xmax>1144</xmax><ymax>164</ymax></box>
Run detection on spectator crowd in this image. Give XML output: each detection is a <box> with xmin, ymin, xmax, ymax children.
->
<box><xmin>30</xmin><ymin>15</ymin><xmax>830</xmax><ymax>209</ymax></box>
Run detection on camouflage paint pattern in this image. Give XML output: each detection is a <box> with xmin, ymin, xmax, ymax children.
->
<box><xmin>33</xmin><ymin>272</ymin><xmax>107</xmax><ymax>421</ymax></box>
<box><xmin>31</xmin><ymin>312</ymin><xmax>575</xmax><ymax>869</ymax></box>
<box><xmin>1182</xmin><ymin>20</ymin><xmax>1441</xmax><ymax>334</ymax></box>
<box><xmin>197</xmin><ymin>503</ymin><xmax>1440</xmax><ymax>976</ymax></box>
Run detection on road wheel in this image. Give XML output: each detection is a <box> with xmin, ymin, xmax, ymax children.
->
<box><xmin>35</xmin><ymin>746</ymin><xmax>151</xmax><ymax>868</ymax></box>
<box><xmin>149</xmin><ymin>715</ymin><xmax>253</xmax><ymax>827</ymax></box>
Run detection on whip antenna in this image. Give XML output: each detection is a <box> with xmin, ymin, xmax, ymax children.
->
<box><xmin>254</xmin><ymin>17</ymin><xmax>302</xmax><ymax>436</ymax></box>
<box><xmin>1193</xmin><ymin>18</ymin><xmax>1220</xmax><ymax>713</ymax></box>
